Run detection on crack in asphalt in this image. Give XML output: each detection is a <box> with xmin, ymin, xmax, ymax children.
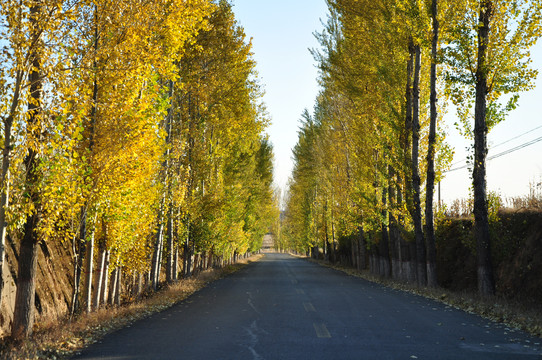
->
<box><xmin>245</xmin><ymin>320</ymin><xmax>264</xmax><ymax>360</ymax></box>
<box><xmin>246</xmin><ymin>291</ymin><xmax>262</xmax><ymax>315</ymax></box>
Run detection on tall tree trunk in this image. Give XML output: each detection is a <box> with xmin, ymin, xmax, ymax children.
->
<box><xmin>72</xmin><ymin>208</ymin><xmax>87</xmax><ymax>316</ymax></box>
<box><xmin>150</xmin><ymin>214</ymin><xmax>164</xmax><ymax>290</ymax></box>
<box><xmin>93</xmin><ymin>219</ymin><xmax>107</xmax><ymax>309</ymax></box>
<box><xmin>114</xmin><ymin>267</ymin><xmax>122</xmax><ymax>306</ymax></box>
<box><xmin>370</xmin><ymin>240</ymin><xmax>379</xmax><ymax>275</ymax></box>
<box><xmin>371</xmin><ymin>150</ymin><xmax>380</xmax><ymax>276</ymax></box>
<box><xmin>183</xmin><ymin>220</ymin><xmax>189</xmax><ymax>276</ymax></box>
<box><xmin>0</xmin><ymin>161</ymin><xmax>10</xmax><ymax>303</ymax></box>
<box><xmin>11</xmin><ymin>1</ymin><xmax>43</xmax><ymax>339</ymax></box>
<box><xmin>173</xmin><ymin>245</ymin><xmax>179</xmax><ymax>281</ymax></box>
<box><xmin>166</xmin><ymin>205</ymin><xmax>174</xmax><ymax>283</ymax></box>
<box><xmin>136</xmin><ymin>272</ymin><xmax>143</xmax><ymax>298</ymax></box>
<box><xmin>12</xmin><ymin>220</ymin><xmax>39</xmax><ymax>340</ymax></box>
<box><xmin>72</xmin><ymin>5</ymin><xmax>99</xmax><ymax>314</ymax></box>
<box><xmin>474</xmin><ymin>0</ymin><xmax>496</xmax><ymax>296</ymax></box>
<box><xmin>401</xmin><ymin>38</ymin><xmax>416</xmax><ymax>284</ymax></box>
<box><xmin>152</xmin><ymin>79</ymin><xmax>173</xmax><ymax>288</ymax></box>
<box><xmin>194</xmin><ymin>253</ymin><xmax>201</xmax><ymax>274</ymax></box>
<box><xmin>70</xmin><ymin>233</ymin><xmax>78</xmax><ymax>317</ymax></box>
<box><xmin>411</xmin><ymin>42</ymin><xmax>427</xmax><ymax>287</ymax></box>
<box><xmin>185</xmin><ymin>220</ymin><xmax>193</xmax><ymax>278</ymax></box>
<box><xmin>93</xmin><ymin>249</ymin><xmax>106</xmax><ymax>310</ymax></box>
<box><xmin>183</xmin><ymin>90</ymin><xmax>195</xmax><ymax>278</ymax></box>
<box><xmin>351</xmin><ymin>237</ymin><xmax>357</xmax><ymax>268</ymax></box>
<box><xmin>396</xmin><ymin>181</ymin><xmax>406</xmax><ymax>282</ymax></box>
<box><xmin>395</xmin><ymin>231</ymin><xmax>404</xmax><ymax>281</ymax></box>
<box><xmin>158</xmin><ymin>226</ymin><xmax>164</xmax><ymax>278</ymax></box>
<box><xmin>100</xmin><ymin>250</ymin><xmax>110</xmax><ymax>305</ymax></box>
<box><xmin>0</xmin><ymin>57</ymin><xmax>26</xmax><ymax>303</ymax></box>
<box><xmin>81</xmin><ymin>7</ymin><xmax>99</xmax><ymax>310</ymax></box>
<box><xmin>425</xmin><ymin>0</ymin><xmax>440</xmax><ymax>288</ymax></box>
<box><xmin>109</xmin><ymin>268</ymin><xmax>118</xmax><ymax>306</ymax></box>
<box><xmin>83</xmin><ymin>224</ymin><xmax>96</xmax><ymax>313</ymax></box>
<box><xmin>404</xmin><ymin>39</ymin><xmax>414</xmax><ymax>206</ymax></box>
<box><xmin>388</xmin><ymin>165</ymin><xmax>400</xmax><ymax>280</ymax></box>
<box><xmin>357</xmin><ymin>226</ymin><xmax>366</xmax><ymax>270</ymax></box>
<box><xmin>174</xmin><ymin>207</ymin><xmax>182</xmax><ymax>278</ymax></box>
<box><xmin>380</xmin><ymin>176</ymin><xmax>391</xmax><ymax>278</ymax></box>
<box><xmin>188</xmin><ymin>240</ymin><xmax>195</xmax><ymax>275</ymax></box>
<box><xmin>331</xmin><ymin>217</ymin><xmax>337</xmax><ymax>264</ymax></box>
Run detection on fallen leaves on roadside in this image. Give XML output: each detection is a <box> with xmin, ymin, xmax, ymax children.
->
<box><xmin>1</xmin><ymin>255</ymin><xmax>263</xmax><ymax>359</ymax></box>
<box><xmin>309</xmin><ymin>257</ymin><xmax>542</xmax><ymax>339</ymax></box>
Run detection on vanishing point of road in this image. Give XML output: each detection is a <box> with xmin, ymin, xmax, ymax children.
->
<box><xmin>74</xmin><ymin>253</ymin><xmax>542</xmax><ymax>359</ymax></box>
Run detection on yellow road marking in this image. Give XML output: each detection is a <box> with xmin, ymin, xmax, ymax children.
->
<box><xmin>303</xmin><ymin>302</ymin><xmax>316</xmax><ymax>312</ymax></box>
<box><xmin>296</xmin><ymin>289</ymin><xmax>305</xmax><ymax>295</ymax></box>
<box><xmin>291</xmin><ymin>279</ymin><xmax>298</xmax><ymax>284</ymax></box>
<box><xmin>313</xmin><ymin>323</ymin><xmax>331</xmax><ymax>338</ymax></box>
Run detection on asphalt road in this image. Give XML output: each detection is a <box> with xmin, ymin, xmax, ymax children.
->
<box><xmin>74</xmin><ymin>253</ymin><xmax>542</xmax><ymax>359</ymax></box>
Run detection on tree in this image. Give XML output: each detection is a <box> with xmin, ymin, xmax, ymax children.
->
<box><xmin>424</xmin><ymin>0</ymin><xmax>439</xmax><ymax>288</ymax></box>
<box><xmin>11</xmin><ymin>0</ymin><xmax>45</xmax><ymax>340</ymax></box>
<box><xmin>410</xmin><ymin>39</ymin><xmax>427</xmax><ymax>286</ymax></box>
<box><xmin>173</xmin><ymin>0</ymin><xmax>270</xmax><ymax>272</ymax></box>
<box><xmin>0</xmin><ymin>0</ymin><xmax>26</xmax><ymax>304</ymax></box>
<box><xmin>0</xmin><ymin>0</ymin><xmax>273</xmax><ymax>339</ymax></box>
<box><xmin>444</xmin><ymin>0</ymin><xmax>542</xmax><ymax>296</ymax></box>
<box><xmin>283</xmin><ymin>111</ymin><xmax>319</xmax><ymax>254</ymax></box>
<box><xmin>285</xmin><ymin>0</ymin><xmax>454</xmax><ymax>285</ymax></box>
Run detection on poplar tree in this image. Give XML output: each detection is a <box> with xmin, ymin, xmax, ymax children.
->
<box><xmin>425</xmin><ymin>0</ymin><xmax>439</xmax><ymax>288</ymax></box>
<box><xmin>444</xmin><ymin>0</ymin><xmax>542</xmax><ymax>296</ymax></box>
<box><xmin>285</xmin><ymin>0</ymin><xmax>453</xmax><ymax>284</ymax></box>
<box><xmin>12</xmin><ymin>1</ymin><xmax>45</xmax><ymax>339</ymax></box>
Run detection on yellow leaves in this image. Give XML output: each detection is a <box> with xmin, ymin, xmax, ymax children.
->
<box><xmin>0</xmin><ymin>0</ymin><xmax>271</xmax><ymax>273</ymax></box>
<box><xmin>171</xmin><ymin>1</ymin><xmax>274</xmax><ymax>256</ymax></box>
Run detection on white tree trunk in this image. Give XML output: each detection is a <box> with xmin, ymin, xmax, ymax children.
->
<box><xmin>93</xmin><ymin>249</ymin><xmax>106</xmax><ymax>310</ymax></box>
<box><xmin>114</xmin><ymin>268</ymin><xmax>122</xmax><ymax>306</ymax></box>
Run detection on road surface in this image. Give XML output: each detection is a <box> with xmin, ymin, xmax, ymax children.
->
<box><xmin>74</xmin><ymin>253</ymin><xmax>542</xmax><ymax>359</ymax></box>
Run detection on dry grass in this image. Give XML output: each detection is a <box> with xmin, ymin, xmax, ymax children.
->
<box><xmin>310</xmin><ymin>257</ymin><xmax>542</xmax><ymax>339</ymax></box>
<box><xmin>0</xmin><ymin>254</ymin><xmax>263</xmax><ymax>360</ymax></box>
<box><xmin>443</xmin><ymin>183</ymin><xmax>542</xmax><ymax>218</ymax></box>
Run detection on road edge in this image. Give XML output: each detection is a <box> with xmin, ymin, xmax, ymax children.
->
<box><xmin>303</xmin><ymin>256</ymin><xmax>542</xmax><ymax>340</ymax></box>
<box><xmin>1</xmin><ymin>254</ymin><xmax>264</xmax><ymax>360</ymax></box>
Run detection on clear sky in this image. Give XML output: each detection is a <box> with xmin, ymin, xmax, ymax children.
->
<box><xmin>440</xmin><ymin>40</ymin><xmax>542</xmax><ymax>205</ymax></box>
<box><xmin>232</xmin><ymin>0</ymin><xmax>329</xmax><ymax>193</ymax></box>
<box><xmin>232</xmin><ymin>1</ymin><xmax>542</xmax><ymax>205</ymax></box>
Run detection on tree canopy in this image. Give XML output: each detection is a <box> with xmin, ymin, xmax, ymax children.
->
<box><xmin>0</xmin><ymin>0</ymin><xmax>278</xmax><ymax>339</ymax></box>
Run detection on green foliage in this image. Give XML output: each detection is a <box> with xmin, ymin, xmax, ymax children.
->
<box><xmin>284</xmin><ymin>0</ymin><xmax>453</xmax><ymax>253</ymax></box>
<box><xmin>283</xmin><ymin>0</ymin><xmax>542</xmax><ymax>273</ymax></box>
<box><xmin>443</xmin><ymin>0</ymin><xmax>542</xmax><ymax>135</ymax></box>
<box><xmin>172</xmin><ymin>1</ymin><xmax>277</xmax><ymax>261</ymax></box>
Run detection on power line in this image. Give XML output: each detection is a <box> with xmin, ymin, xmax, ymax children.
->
<box><xmin>446</xmin><ymin>134</ymin><xmax>542</xmax><ymax>173</ymax></box>
<box><xmin>448</xmin><ymin>124</ymin><xmax>542</xmax><ymax>168</ymax></box>
<box><xmin>491</xmin><ymin>124</ymin><xmax>542</xmax><ymax>150</ymax></box>
<box><xmin>487</xmin><ymin>135</ymin><xmax>542</xmax><ymax>161</ymax></box>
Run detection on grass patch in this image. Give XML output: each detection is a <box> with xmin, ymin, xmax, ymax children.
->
<box><xmin>307</xmin><ymin>257</ymin><xmax>542</xmax><ymax>339</ymax></box>
<box><xmin>0</xmin><ymin>254</ymin><xmax>263</xmax><ymax>360</ymax></box>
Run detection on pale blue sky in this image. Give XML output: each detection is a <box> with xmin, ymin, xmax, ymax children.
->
<box><xmin>233</xmin><ymin>1</ymin><xmax>542</xmax><ymax>204</ymax></box>
<box><xmin>443</xmin><ymin>41</ymin><xmax>542</xmax><ymax>204</ymax></box>
<box><xmin>232</xmin><ymin>0</ymin><xmax>328</xmax><ymax>193</ymax></box>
